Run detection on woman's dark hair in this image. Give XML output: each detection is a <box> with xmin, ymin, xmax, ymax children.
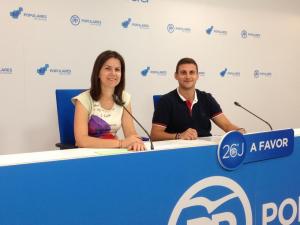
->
<box><xmin>90</xmin><ymin>50</ymin><xmax>125</xmax><ymax>105</ymax></box>
<box><xmin>175</xmin><ymin>57</ymin><xmax>198</xmax><ymax>73</ymax></box>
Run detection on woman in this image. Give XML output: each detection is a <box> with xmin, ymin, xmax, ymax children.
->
<box><xmin>73</xmin><ymin>50</ymin><xmax>145</xmax><ymax>151</ymax></box>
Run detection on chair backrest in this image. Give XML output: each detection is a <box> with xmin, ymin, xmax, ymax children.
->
<box><xmin>56</xmin><ymin>89</ymin><xmax>85</xmax><ymax>146</ymax></box>
<box><xmin>153</xmin><ymin>95</ymin><xmax>161</xmax><ymax>110</ymax></box>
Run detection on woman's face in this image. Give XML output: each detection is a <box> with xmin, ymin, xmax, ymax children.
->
<box><xmin>99</xmin><ymin>57</ymin><xmax>121</xmax><ymax>89</ymax></box>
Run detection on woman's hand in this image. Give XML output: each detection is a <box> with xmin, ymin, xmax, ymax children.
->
<box><xmin>127</xmin><ymin>142</ymin><xmax>145</xmax><ymax>151</ymax></box>
<box><xmin>122</xmin><ymin>135</ymin><xmax>145</xmax><ymax>151</ymax></box>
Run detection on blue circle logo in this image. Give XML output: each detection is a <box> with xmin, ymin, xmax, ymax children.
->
<box><xmin>217</xmin><ymin>131</ymin><xmax>246</xmax><ymax>170</ymax></box>
<box><xmin>70</xmin><ymin>15</ymin><xmax>80</xmax><ymax>26</ymax></box>
<box><xmin>167</xmin><ymin>24</ymin><xmax>175</xmax><ymax>33</ymax></box>
<box><xmin>254</xmin><ymin>70</ymin><xmax>260</xmax><ymax>78</ymax></box>
<box><xmin>241</xmin><ymin>30</ymin><xmax>248</xmax><ymax>39</ymax></box>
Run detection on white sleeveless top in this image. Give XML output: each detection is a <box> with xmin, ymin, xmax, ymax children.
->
<box><xmin>72</xmin><ymin>90</ymin><xmax>130</xmax><ymax>139</ymax></box>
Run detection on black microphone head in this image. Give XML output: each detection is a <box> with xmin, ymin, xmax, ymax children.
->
<box><xmin>234</xmin><ymin>101</ymin><xmax>241</xmax><ymax>107</ymax></box>
<box><xmin>113</xmin><ymin>94</ymin><xmax>125</xmax><ymax>106</ymax></box>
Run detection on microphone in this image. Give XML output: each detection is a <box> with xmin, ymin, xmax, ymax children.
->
<box><xmin>234</xmin><ymin>101</ymin><xmax>273</xmax><ymax>130</ymax></box>
<box><xmin>113</xmin><ymin>95</ymin><xmax>154</xmax><ymax>150</ymax></box>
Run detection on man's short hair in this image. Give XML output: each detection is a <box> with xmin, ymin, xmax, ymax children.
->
<box><xmin>176</xmin><ymin>58</ymin><xmax>198</xmax><ymax>73</ymax></box>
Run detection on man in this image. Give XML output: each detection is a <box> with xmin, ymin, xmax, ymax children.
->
<box><xmin>151</xmin><ymin>57</ymin><xmax>244</xmax><ymax>141</ymax></box>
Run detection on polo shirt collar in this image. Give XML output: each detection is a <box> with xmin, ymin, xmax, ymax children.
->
<box><xmin>176</xmin><ymin>88</ymin><xmax>198</xmax><ymax>106</ymax></box>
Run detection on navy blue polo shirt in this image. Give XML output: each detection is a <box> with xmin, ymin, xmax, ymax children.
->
<box><xmin>152</xmin><ymin>89</ymin><xmax>222</xmax><ymax>137</ymax></box>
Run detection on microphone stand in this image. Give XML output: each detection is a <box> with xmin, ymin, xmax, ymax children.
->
<box><xmin>113</xmin><ymin>94</ymin><xmax>154</xmax><ymax>150</ymax></box>
<box><xmin>234</xmin><ymin>101</ymin><xmax>273</xmax><ymax>130</ymax></box>
<box><xmin>122</xmin><ymin>106</ymin><xmax>155</xmax><ymax>150</ymax></box>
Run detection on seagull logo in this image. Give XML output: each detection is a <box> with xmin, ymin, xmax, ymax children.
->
<box><xmin>37</xmin><ymin>64</ymin><xmax>49</xmax><ymax>75</ymax></box>
<box><xmin>168</xmin><ymin>176</ymin><xmax>252</xmax><ymax>225</ymax></box>
<box><xmin>220</xmin><ymin>68</ymin><xmax>228</xmax><ymax>77</ymax></box>
<box><xmin>10</xmin><ymin>7</ymin><xmax>23</xmax><ymax>19</ymax></box>
<box><xmin>206</xmin><ymin>26</ymin><xmax>214</xmax><ymax>35</ymax></box>
<box><xmin>141</xmin><ymin>67</ymin><xmax>150</xmax><ymax>76</ymax></box>
<box><xmin>122</xmin><ymin>18</ymin><xmax>131</xmax><ymax>28</ymax></box>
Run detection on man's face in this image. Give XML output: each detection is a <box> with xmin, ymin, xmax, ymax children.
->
<box><xmin>175</xmin><ymin>63</ymin><xmax>199</xmax><ymax>90</ymax></box>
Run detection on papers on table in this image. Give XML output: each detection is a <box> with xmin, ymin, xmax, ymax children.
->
<box><xmin>145</xmin><ymin>136</ymin><xmax>220</xmax><ymax>151</ymax></box>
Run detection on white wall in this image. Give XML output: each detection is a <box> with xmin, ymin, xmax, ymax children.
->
<box><xmin>1</xmin><ymin>0</ymin><xmax>300</xmax><ymax>154</ymax></box>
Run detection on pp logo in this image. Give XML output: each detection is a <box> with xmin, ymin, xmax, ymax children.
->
<box><xmin>70</xmin><ymin>15</ymin><xmax>80</xmax><ymax>26</ymax></box>
<box><xmin>254</xmin><ymin>70</ymin><xmax>260</xmax><ymax>78</ymax></box>
<box><xmin>218</xmin><ymin>131</ymin><xmax>246</xmax><ymax>170</ymax></box>
<box><xmin>168</xmin><ymin>176</ymin><xmax>252</xmax><ymax>225</ymax></box>
<box><xmin>167</xmin><ymin>24</ymin><xmax>175</xmax><ymax>33</ymax></box>
<box><xmin>241</xmin><ymin>30</ymin><xmax>248</xmax><ymax>39</ymax></box>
